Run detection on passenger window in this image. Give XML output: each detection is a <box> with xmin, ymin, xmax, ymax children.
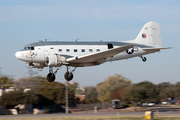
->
<box><xmin>81</xmin><ymin>49</ymin><xmax>85</xmax><ymax>52</ymax></box>
<box><xmin>96</xmin><ymin>49</ymin><xmax>100</xmax><ymax>52</ymax></box>
<box><xmin>74</xmin><ymin>49</ymin><xmax>77</xmax><ymax>52</ymax></box>
<box><xmin>66</xmin><ymin>49</ymin><xmax>70</xmax><ymax>52</ymax></box>
<box><xmin>59</xmin><ymin>49</ymin><xmax>62</xmax><ymax>52</ymax></box>
<box><xmin>89</xmin><ymin>49</ymin><xmax>93</xmax><ymax>52</ymax></box>
<box><xmin>50</xmin><ymin>47</ymin><xmax>54</xmax><ymax>49</ymax></box>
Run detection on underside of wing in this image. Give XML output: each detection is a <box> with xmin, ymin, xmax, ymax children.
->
<box><xmin>66</xmin><ymin>45</ymin><xmax>133</xmax><ymax>66</ymax></box>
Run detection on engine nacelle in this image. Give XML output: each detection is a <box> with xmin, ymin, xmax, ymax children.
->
<box><xmin>45</xmin><ymin>55</ymin><xmax>58</xmax><ymax>66</ymax></box>
<box><xmin>27</xmin><ymin>62</ymin><xmax>33</xmax><ymax>67</ymax></box>
<box><xmin>27</xmin><ymin>62</ymin><xmax>45</xmax><ymax>71</ymax></box>
<box><xmin>45</xmin><ymin>55</ymin><xmax>68</xmax><ymax>67</ymax></box>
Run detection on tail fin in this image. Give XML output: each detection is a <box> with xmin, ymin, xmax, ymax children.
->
<box><xmin>134</xmin><ymin>22</ymin><xmax>162</xmax><ymax>48</ymax></box>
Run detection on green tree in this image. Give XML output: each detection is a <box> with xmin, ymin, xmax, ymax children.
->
<box><xmin>0</xmin><ymin>89</ymin><xmax>38</xmax><ymax>108</ymax></box>
<box><xmin>0</xmin><ymin>76</ymin><xmax>14</xmax><ymax>88</ymax></box>
<box><xmin>113</xmin><ymin>88</ymin><xmax>126</xmax><ymax>100</ymax></box>
<box><xmin>85</xmin><ymin>86</ymin><xmax>98</xmax><ymax>103</ymax></box>
<box><xmin>14</xmin><ymin>76</ymin><xmax>46</xmax><ymax>90</ymax></box>
<box><xmin>136</xmin><ymin>81</ymin><xmax>158</xmax><ymax>102</ymax></box>
<box><xmin>174</xmin><ymin>82</ymin><xmax>180</xmax><ymax>98</ymax></box>
<box><xmin>38</xmin><ymin>81</ymin><xmax>76</xmax><ymax>105</ymax></box>
<box><xmin>96</xmin><ymin>74</ymin><xmax>131</xmax><ymax>102</ymax></box>
<box><xmin>122</xmin><ymin>81</ymin><xmax>158</xmax><ymax>111</ymax></box>
<box><xmin>68</xmin><ymin>82</ymin><xmax>80</xmax><ymax>105</ymax></box>
<box><xmin>157</xmin><ymin>82</ymin><xmax>175</xmax><ymax>101</ymax></box>
<box><xmin>123</xmin><ymin>84</ymin><xmax>143</xmax><ymax>103</ymax></box>
<box><xmin>38</xmin><ymin>82</ymin><xmax>65</xmax><ymax>105</ymax></box>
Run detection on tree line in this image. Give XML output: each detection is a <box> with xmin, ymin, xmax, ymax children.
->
<box><xmin>0</xmin><ymin>74</ymin><xmax>179</xmax><ymax>108</ymax></box>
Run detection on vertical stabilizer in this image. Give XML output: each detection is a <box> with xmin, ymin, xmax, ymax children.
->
<box><xmin>134</xmin><ymin>22</ymin><xmax>162</xmax><ymax>47</ymax></box>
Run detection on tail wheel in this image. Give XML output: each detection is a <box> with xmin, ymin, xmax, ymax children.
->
<box><xmin>142</xmin><ymin>57</ymin><xmax>147</xmax><ymax>62</ymax></box>
<box><xmin>64</xmin><ymin>72</ymin><xmax>73</xmax><ymax>81</ymax></box>
<box><xmin>47</xmin><ymin>73</ymin><xmax>56</xmax><ymax>82</ymax></box>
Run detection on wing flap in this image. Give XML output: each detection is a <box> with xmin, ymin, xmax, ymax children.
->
<box><xmin>66</xmin><ymin>45</ymin><xmax>133</xmax><ymax>63</ymax></box>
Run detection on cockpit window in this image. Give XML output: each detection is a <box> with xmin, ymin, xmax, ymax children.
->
<box><xmin>31</xmin><ymin>47</ymin><xmax>34</xmax><ymax>50</ymax></box>
<box><xmin>24</xmin><ymin>47</ymin><xmax>29</xmax><ymax>50</ymax></box>
<box><xmin>24</xmin><ymin>47</ymin><xmax>34</xmax><ymax>50</ymax></box>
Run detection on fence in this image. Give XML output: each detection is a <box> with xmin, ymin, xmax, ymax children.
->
<box><xmin>69</xmin><ymin>103</ymin><xmax>112</xmax><ymax>111</ymax></box>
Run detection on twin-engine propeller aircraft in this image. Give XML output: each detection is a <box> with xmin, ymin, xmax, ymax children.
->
<box><xmin>15</xmin><ymin>22</ymin><xmax>168</xmax><ymax>82</ymax></box>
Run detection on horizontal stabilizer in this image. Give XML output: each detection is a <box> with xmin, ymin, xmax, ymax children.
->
<box><xmin>142</xmin><ymin>47</ymin><xmax>171</xmax><ymax>52</ymax></box>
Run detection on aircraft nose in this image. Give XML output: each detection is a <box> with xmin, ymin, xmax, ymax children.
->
<box><xmin>15</xmin><ymin>51</ymin><xmax>21</xmax><ymax>59</ymax></box>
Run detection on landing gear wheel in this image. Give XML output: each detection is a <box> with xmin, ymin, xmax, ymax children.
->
<box><xmin>64</xmin><ymin>72</ymin><xmax>73</xmax><ymax>81</ymax></box>
<box><xmin>142</xmin><ymin>57</ymin><xmax>147</xmax><ymax>62</ymax></box>
<box><xmin>47</xmin><ymin>73</ymin><xmax>56</xmax><ymax>82</ymax></box>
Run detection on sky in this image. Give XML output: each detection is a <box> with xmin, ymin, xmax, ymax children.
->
<box><xmin>0</xmin><ymin>0</ymin><xmax>179</xmax><ymax>87</ymax></box>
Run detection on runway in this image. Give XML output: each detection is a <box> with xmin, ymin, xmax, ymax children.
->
<box><xmin>0</xmin><ymin>111</ymin><xmax>180</xmax><ymax>118</ymax></box>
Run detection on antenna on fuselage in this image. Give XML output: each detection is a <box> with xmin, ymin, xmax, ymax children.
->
<box><xmin>75</xmin><ymin>39</ymin><xmax>79</xmax><ymax>42</ymax></box>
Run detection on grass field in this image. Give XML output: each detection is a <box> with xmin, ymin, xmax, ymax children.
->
<box><xmin>1</xmin><ymin>116</ymin><xmax>180</xmax><ymax>120</ymax></box>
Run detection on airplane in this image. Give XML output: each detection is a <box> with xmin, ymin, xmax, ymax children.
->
<box><xmin>15</xmin><ymin>21</ymin><xmax>169</xmax><ymax>82</ymax></box>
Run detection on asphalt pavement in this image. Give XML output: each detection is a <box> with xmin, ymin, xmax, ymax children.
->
<box><xmin>0</xmin><ymin>111</ymin><xmax>180</xmax><ymax>118</ymax></box>
<box><xmin>1</xmin><ymin>105</ymin><xmax>180</xmax><ymax>118</ymax></box>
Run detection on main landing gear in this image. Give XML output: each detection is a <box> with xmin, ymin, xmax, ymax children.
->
<box><xmin>64</xmin><ymin>66</ymin><xmax>76</xmax><ymax>81</ymax></box>
<box><xmin>139</xmin><ymin>55</ymin><xmax>147</xmax><ymax>62</ymax></box>
<box><xmin>46</xmin><ymin>66</ymin><xmax>76</xmax><ymax>82</ymax></box>
<box><xmin>47</xmin><ymin>67</ymin><xmax>59</xmax><ymax>82</ymax></box>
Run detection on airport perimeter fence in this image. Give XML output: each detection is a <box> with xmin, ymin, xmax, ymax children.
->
<box><xmin>34</xmin><ymin>103</ymin><xmax>112</xmax><ymax>113</ymax></box>
<box><xmin>69</xmin><ymin>103</ymin><xmax>112</xmax><ymax>111</ymax></box>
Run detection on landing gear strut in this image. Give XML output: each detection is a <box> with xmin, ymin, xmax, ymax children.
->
<box><xmin>47</xmin><ymin>67</ymin><xmax>59</xmax><ymax>82</ymax></box>
<box><xmin>64</xmin><ymin>66</ymin><xmax>76</xmax><ymax>81</ymax></box>
<box><xmin>139</xmin><ymin>55</ymin><xmax>147</xmax><ymax>62</ymax></box>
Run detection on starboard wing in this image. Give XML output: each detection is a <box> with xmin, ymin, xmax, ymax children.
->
<box><xmin>66</xmin><ymin>45</ymin><xmax>133</xmax><ymax>64</ymax></box>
